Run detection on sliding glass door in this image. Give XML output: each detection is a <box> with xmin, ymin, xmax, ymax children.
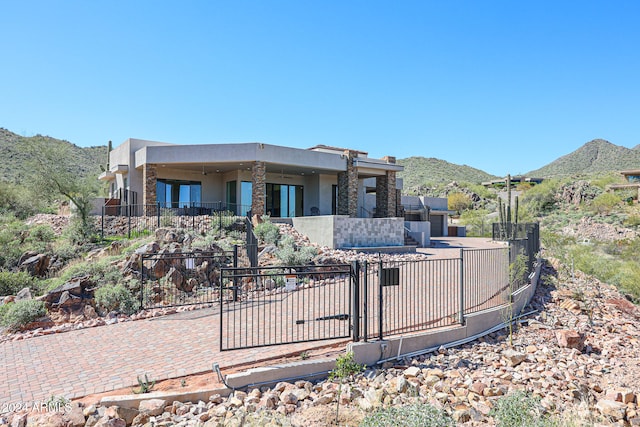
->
<box><xmin>266</xmin><ymin>183</ymin><xmax>303</xmax><ymax>217</ymax></box>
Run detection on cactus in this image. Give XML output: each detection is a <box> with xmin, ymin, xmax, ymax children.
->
<box><xmin>497</xmin><ymin>174</ymin><xmax>519</xmax><ymax>240</ymax></box>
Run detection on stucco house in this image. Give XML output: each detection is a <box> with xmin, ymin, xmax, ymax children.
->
<box><xmin>99</xmin><ymin>138</ymin><xmax>404</xmax><ymax>220</ymax></box>
<box><xmin>99</xmin><ymin>138</ymin><xmax>441</xmax><ymax>249</ymax></box>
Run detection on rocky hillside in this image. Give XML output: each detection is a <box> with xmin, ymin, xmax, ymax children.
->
<box><xmin>398</xmin><ymin>157</ymin><xmax>499</xmax><ymax>188</ymax></box>
<box><xmin>527</xmin><ymin>139</ymin><xmax>640</xmax><ymax>178</ymax></box>
<box><xmin>0</xmin><ymin>128</ymin><xmax>107</xmax><ymax>183</ymax></box>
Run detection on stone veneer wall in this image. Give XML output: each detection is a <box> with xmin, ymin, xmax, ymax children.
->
<box><xmin>292</xmin><ymin>216</ymin><xmax>404</xmax><ymax>249</ymax></box>
<box><xmin>251</xmin><ymin>161</ymin><xmax>266</xmax><ymax>217</ymax></box>
<box><xmin>334</xmin><ymin>217</ymin><xmax>404</xmax><ymax>248</ymax></box>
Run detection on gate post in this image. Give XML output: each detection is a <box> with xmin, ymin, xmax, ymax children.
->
<box><xmin>363</xmin><ymin>260</ymin><xmax>368</xmax><ymax>342</ymax></box>
<box><xmin>233</xmin><ymin>245</ymin><xmax>239</xmax><ymax>302</ymax></box>
<box><xmin>378</xmin><ymin>259</ymin><xmax>384</xmax><ymax>341</ymax></box>
<box><xmin>459</xmin><ymin>249</ymin><xmax>465</xmax><ymax>325</ymax></box>
<box><xmin>351</xmin><ymin>261</ymin><xmax>360</xmax><ymax>342</ymax></box>
<box><xmin>101</xmin><ymin>205</ymin><xmax>105</xmax><ymax>240</ymax></box>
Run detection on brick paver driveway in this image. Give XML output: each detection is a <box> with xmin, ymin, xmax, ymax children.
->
<box><xmin>1</xmin><ymin>308</ymin><xmax>348</xmax><ymax>403</ymax></box>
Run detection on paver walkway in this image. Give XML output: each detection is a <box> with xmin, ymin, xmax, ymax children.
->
<box><xmin>1</xmin><ymin>238</ymin><xmax>500</xmax><ymax>405</ymax></box>
<box><xmin>1</xmin><ymin>307</ymin><xmax>348</xmax><ymax>403</ymax></box>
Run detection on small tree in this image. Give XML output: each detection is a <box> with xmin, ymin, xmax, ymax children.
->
<box><xmin>20</xmin><ymin>137</ymin><xmax>99</xmax><ymax>243</ymax></box>
<box><xmin>448</xmin><ymin>192</ymin><xmax>472</xmax><ymax>215</ymax></box>
<box><xmin>329</xmin><ymin>351</ymin><xmax>364</xmax><ymax>424</ymax></box>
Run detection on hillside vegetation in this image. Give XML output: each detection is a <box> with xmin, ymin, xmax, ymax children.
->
<box><xmin>0</xmin><ymin>128</ymin><xmax>107</xmax><ymax>184</ymax></box>
<box><xmin>527</xmin><ymin>139</ymin><xmax>640</xmax><ymax>178</ymax></box>
<box><xmin>397</xmin><ymin>156</ymin><xmax>499</xmax><ymax>188</ymax></box>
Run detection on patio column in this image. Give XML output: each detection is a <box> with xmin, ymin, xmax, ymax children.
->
<box><xmin>376</xmin><ymin>157</ymin><xmax>397</xmax><ymax>218</ymax></box>
<box><xmin>143</xmin><ymin>163</ymin><xmax>157</xmax><ymax>216</ymax></box>
<box><xmin>251</xmin><ymin>161</ymin><xmax>266</xmax><ymax>217</ymax></box>
<box><xmin>337</xmin><ymin>150</ymin><xmax>358</xmax><ymax>217</ymax></box>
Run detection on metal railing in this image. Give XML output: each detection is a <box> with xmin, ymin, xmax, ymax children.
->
<box><xmin>100</xmin><ymin>202</ymin><xmax>251</xmax><ymax>238</ymax></box>
<box><xmin>134</xmin><ymin>223</ymin><xmax>539</xmax><ymax>351</ymax></box>
<box><xmin>353</xmin><ymin>247</ymin><xmax>511</xmax><ymax>342</ymax></box>
<box><xmin>140</xmin><ymin>249</ymin><xmax>237</xmax><ymax>309</ymax></box>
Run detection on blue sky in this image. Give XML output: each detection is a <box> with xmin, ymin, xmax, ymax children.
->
<box><xmin>2</xmin><ymin>1</ymin><xmax>639</xmax><ymax>176</ymax></box>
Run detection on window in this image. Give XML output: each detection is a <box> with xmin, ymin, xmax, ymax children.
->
<box><xmin>241</xmin><ymin>181</ymin><xmax>252</xmax><ymax>216</ymax></box>
<box><xmin>156</xmin><ymin>179</ymin><xmax>201</xmax><ymax>208</ymax></box>
<box><xmin>266</xmin><ymin>183</ymin><xmax>303</xmax><ymax>217</ymax></box>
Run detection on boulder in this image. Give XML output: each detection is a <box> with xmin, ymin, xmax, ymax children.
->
<box><xmin>15</xmin><ymin>287</ymin><xmax>32</xmax><ymax>301</ymax></box>
<box><xmin>138</xmin><ymin>399</ymin><xmax>167</xmax><ymax>416</ymax></box>
<box><xmin>596</xmin><ymin>399</ymin><xmax>627</xmax><ymax>421</ymax></box>
<box><xmin>19</xmin><ymin>253</ymin><xmax>50</xmax><ymax>277</ymax></box>
<box><xmin>43</xmin><ymin>276</ymin><xmax>95</xmax><ymax>309</ymax></box>
<box><xmin>555</xmin><ymin>330</ymin><xmax>585</xmax><ymax>351</ymax></box>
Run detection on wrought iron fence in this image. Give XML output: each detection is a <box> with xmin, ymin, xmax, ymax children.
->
<box><xmin>354</xmin><ymin>247</ymin><xmax>511</xmax><ymax>342</ymax></box>
<box><xmin>219</xmin><ymin>264</ymin><xmax>353</xmax><ymax>351</ymax></box>
<box><xmin>100</xmin><ymin>202</ymin><xmax>251</xmax><ymax>238</ymax></box>
<box><xmin>140</xmin><ymin>249</ymin><xmax>237</xmax><ymax>309</ymax></box>
<box><xmin>135</xmin><ymin>225</ymin><xmax>539</xmax><ymax>351</ymax></box>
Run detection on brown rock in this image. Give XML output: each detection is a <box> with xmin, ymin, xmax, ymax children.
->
<box><xmin>596</xmin><ymin>399</ymin><xmax>627</xmax><ymax>421</ymax></box>
<box><xmin>138</xmin><ymin>398</ymin><xmax>167</xmax><ymax>416</ymax></box>
<box><xmin>555</xmin><ymin>330</ymin><xmax>585</xmax><ymax>351</ymax></box>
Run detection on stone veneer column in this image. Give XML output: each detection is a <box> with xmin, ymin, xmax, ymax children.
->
<box><xmin>337</xmin><ymin>150</ymin><xmax>358</xmax><ymax>217</ymax></box>
<box><xmin>143</xmin><ymin>163</ymin><xmax>157</xmax><ymax>216</ymax></box>
<box><xmin>376</xmin><ymin>156</ymin><xmax>397</xmax><ymax>218</ymax></box>
<box><xmin>251</xmin><ymin>161</ymin><xmax>266</xmax><ymax>217</ymax></box>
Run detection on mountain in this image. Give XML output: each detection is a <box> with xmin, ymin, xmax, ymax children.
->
<box><xmin>398</xmin><ymin>157</ymin><xmax>499</xmax><ymax>188</ymax></box>
<box><xmin>0</xmin><ymin>128</ymin><xmax>107</xmax><ymax>184</ymax></box>
<box><xmin>526</xmin><ymin>139</ymin><xmax>640</xmax><ymax>178</ymax></box>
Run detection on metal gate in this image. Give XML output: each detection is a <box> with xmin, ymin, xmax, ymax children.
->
<box><xmin>219</xmin><ymin>264</ymin><xmax>353</xmax><ymax>351</ymax></box>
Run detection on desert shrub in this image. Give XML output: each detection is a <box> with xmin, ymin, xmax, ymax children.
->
<box><xmin>0</xmin><ymin>215</ymin><xmax>28</xmax><ymax>268</ymax></box>
<box><xmin>590</xmin><ymin>192</ymin><xmax>621</xmax><ymax>215</ymax></box>
<box><xmin>95</xmin><ymin>284</ymin><xmax>139</xmax><ymax>315</ymax></box>
<box><xmin>624</xmin><ymin>214</ymin><xmax>640</xmax><ymax>228</ymax></box>
<box><xmin>591</xmin><ymin>172</ymin><xmax>625</xmax><ymax>190</ymax></box>
<box><xmin>361</xmin><ymin>403</ymin><xmax>453</xmax><ymax>427</ymax></box>
<box><xmin>275</xmin><ymin>235</ymin><xmax>317</xmax><ymax>265</ymax></box>
<box><xmin>448</xmin><ymin>192</ymin><xmax>473</xmax><ymax>214</ymax></box>
<box><xmin>520</xmin><ymin>179</ymin><xmax>561</xmax><ymax>217</ymax></box>
<box><xmin>51</xmin><ymin>257</ymin><xmax>122</xmax><ymax>290</ymax></box>
<box><xmin>253</xmin><ymin>216</ymin><xmax>280</xmax><ymax>244</ymax></box>
<box><xmin>65</xmin><ymin>214</ymin><xmax>99</xmax><ymax>244</ymax></box>
<box><xmin>490</xmin><ymin>390</ymin><xmax>552</xmax><ymax>427</ymax></box>
<box><xmin>0</xmin><ymin>299</ymin><xmax>46</xmax><ymax>331</ymax></box>
<box><xmin>459</xmin><ymin>209</ymin><xmax>491</xmax><ymax>237</ymax></box>
<box><xmin>0</xmin><ymin>183</ymin><xmax>38</xmax><ymax>219</ymax></box>
<box><xmin>0</xmin><ymin>271</ymin><xmax>35</xmax><ymax>296</ymax></box>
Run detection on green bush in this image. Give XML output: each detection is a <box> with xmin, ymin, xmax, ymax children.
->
<box><xmin>0</xmin><ymin>270</ymin><xmax>35</xmax><ymax>296</ymax></box>
<box><xmin>0</xmin><ymin>299</ymin><xmax>46</xmax><ymax>331</ymax></box>
<box><xmin>0</xmin><ymin>183</ymin><xmax>38</xmax><ymax>219</ymax></box>
<box><xmin>28</xmin><ymin>224</ymin><xmax>56</xmax><ymax>244</ymax></box>
<box><xmin>520</xmin><ymin>179</ymin><xmax>561</xmax><ymax>216</ymax></box>
<box><xmin>590</xmin><ymin>192</ymin><xmax>621</xmax><ymax>215</ymax></box>
<box><xmin>253</xmin><ymin>216</ymin><xmax>280</xmax><ymax>244</ymax></box>
<box><xmin>459</xmin><ymin>209</ymin><xmax>491</xmax><ymax>237</ymax></box>
<box><xmin>95</xmin><ymin>284</ymin><xmax>139</xmax><ymax>315</ymax></box>
<box><xmin>275</xmin><ymin>235</ymin><xmax>317</xmax><ymax>265</ymax></box>
<box><xmin>490</xmin><ymin>390</ymin><xmax>554</xmax><ymax>427</ymax></box>
<box><xmin>361</xmin><ymin>403</ymin><xmax>453</xmax><ymax>427</ymax></box>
